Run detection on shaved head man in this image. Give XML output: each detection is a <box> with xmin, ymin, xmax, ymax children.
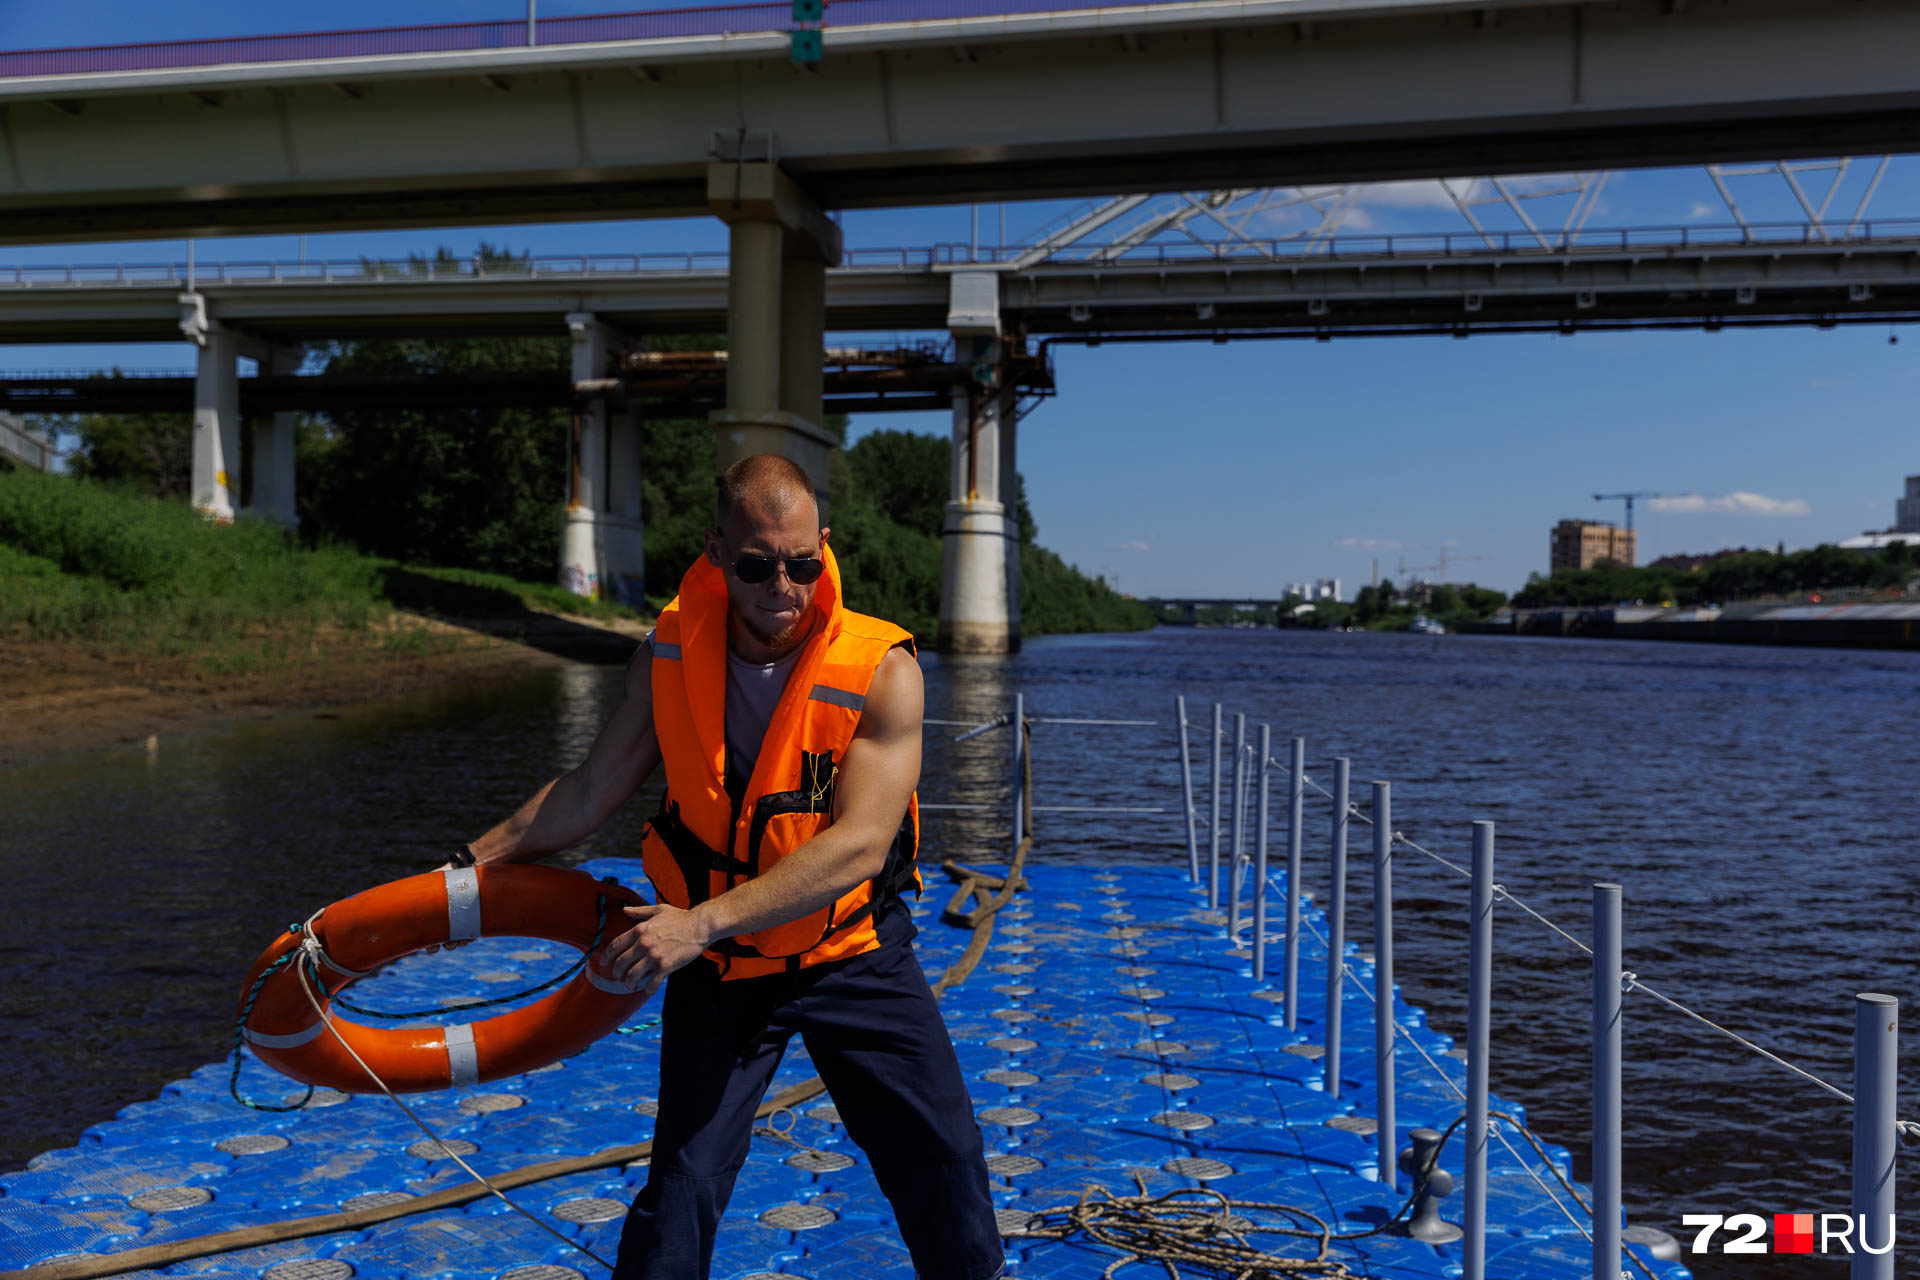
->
<box><xmin>458</xmin><ymin>454</ymin><xmax>1003</xmax><ymax>1280</ymax></box>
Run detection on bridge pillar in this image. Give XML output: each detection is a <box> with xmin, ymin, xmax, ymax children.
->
<box><xmin>561</xmin><ymin>312</ymin><xmax>645</xmax><ymax>605</ymax></box>
<box><xmin>187</xmin><ymin>313</ymin><xmax>241</xmax><ymax>523</ymax></box>
<box><xmin>707</xmin><ymin>158</ymin><xmax>841</xmax><ymax>518</ymax></box>
<box><xmin>939</xmin><ymin>334</ymin><xmax>1019</xmax><ymax>655</ymax></box>
<box><xmin>248</xmin><ymin>345</ymin><xmax>303</xmax><ymax>529</ymax></box>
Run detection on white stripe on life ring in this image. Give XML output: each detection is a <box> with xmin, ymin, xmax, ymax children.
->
<box><xmin>584</xmin><ymin>965</ymin><xmax>634</xmax><ymax>995</ymax></box>
<box><xmin>443</xmin><ymin>866</ymin><xmax>482</xmax><ymax>942</ymax></box>
<box><xmin>444</xmin><ymin>1021</ymin><xmax>479</xmax><ymax>1088</ymax></box>
<box><xmin>242</xmin><ymin>1021</ymin><xmax>326</xmax><ymax>1049</ymax></box>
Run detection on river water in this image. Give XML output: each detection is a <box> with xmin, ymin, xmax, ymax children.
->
<box><xmin>4</xmin><ymin>627</ymin><xmax>1916</xmax><ymax>1278</ymax></box>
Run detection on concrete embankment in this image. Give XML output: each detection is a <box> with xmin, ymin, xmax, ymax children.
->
<box><xmin>1462</xmin><ymin>601</ymin><xmax>1920</xmax><ymax>649</ymax></box>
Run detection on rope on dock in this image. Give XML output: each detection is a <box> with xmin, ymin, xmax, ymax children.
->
<box><xmin>1016</xmin><ymin>1178</ymin><xmax>1367</xmax><ymax>1279</ymax></box>
<box><xmin>19</xmin><ymin>726</ymin><xmax>1040</xmax><ymax>1280</ymax></box>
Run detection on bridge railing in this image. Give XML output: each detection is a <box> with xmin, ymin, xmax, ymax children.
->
<box><xmin>0</xmin><ymin>0</ymin><xmax>1205</xmax><ymax>80</ymax></box>
<box><xmin>5</xmin><ymin>220</ymin><xmax>1920</xmax><ymax>291</ymax></box>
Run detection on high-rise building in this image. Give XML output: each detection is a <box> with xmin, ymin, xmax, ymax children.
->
<box><xmin>1314</xmin><ymin>578</ymin><xmax>1342</xmax><ymax>601</ymax></box>
<box><xmin>1897</xmin><ymin>475</ymin><xmax>1920</xmax><ymax>534</ymax></box>
<box><xmin>1550</xmin><ymin>519</ymin><xmax>1636</xmax><ymax>572</ymax></box>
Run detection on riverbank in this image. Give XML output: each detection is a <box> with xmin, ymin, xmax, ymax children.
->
<box><xmin>0</xmin><ymin>609</ymin><xmax>648</xmax><ymax>767</ymax></box>
<box><xmin>1461</xmin><ymin>599</ymin><xmax>1920</xmax><ymax>648</ymax></box>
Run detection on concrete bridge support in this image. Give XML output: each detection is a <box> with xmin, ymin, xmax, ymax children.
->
<box><xmin>939</xmin><ymin>333</ymin><xmax>1020</xmax><ymax>655</ymax></box>
<box><xmin>188</xmin><ymin>319</ymin><xmax>241</xmax><ymax>523</ymax></box>
<box><xmin>707</xmin><ymin>159</ymin><xmax>841</xmax><ymax>519</ymax></box>
<box><xmin>560</xmin><ymin>312</ymin><xmax>645</xmax><ymax>605</ymax></box>
<box><xmin>183</xmin><ymin>293</ymin><xmax>275</xmax><ymax>525</ymax></box>
<box><xmin>248</xmin><ymin>345</ymin><xmax>303</xmax><ymax>529</ymax></box>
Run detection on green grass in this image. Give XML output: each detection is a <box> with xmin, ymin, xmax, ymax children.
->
<box><xmin>0</xmin><ymin>469</ymin><xmax>641</xmax><ymax>664</ymax></box>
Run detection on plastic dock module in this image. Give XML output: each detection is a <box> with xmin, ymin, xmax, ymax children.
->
<box><xmin>0</xmin><ymin>861</ymin><xmax>1695</xmax><ymax>1279</ymax></box>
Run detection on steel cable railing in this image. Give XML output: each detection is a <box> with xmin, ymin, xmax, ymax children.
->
<box><xmin>1173</xmin><ymin>693</ymin><xmax>1910</xmax><ymax>1280</ymax></box>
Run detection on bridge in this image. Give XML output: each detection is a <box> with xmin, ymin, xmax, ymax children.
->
<box><xmin>1</xmin><ymin>221</ymin><xmax>1918</xmax><ymax>344</ymax></box>
<box><xmin>4</xmin><ymin>0</ymin><xmax>1918</xmax><ymax>653</ymax></box>
<box><xmin>1144</xmin><ymin>597</ymin><xmax>1298</xmax><ymax>625</ymax></box>
<box><xmin>0</xmin><ymin>0</ymin><xmax>1913</xmax><ymax>240</ymax></box>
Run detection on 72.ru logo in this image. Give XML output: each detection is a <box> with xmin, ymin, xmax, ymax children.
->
<box><xmin>1682</xmin><ymin>1213</ymin><xmax>1895</xmax><ymax>1255</ymax></box>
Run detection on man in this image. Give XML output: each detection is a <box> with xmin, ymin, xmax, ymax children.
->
<box><xmin>458</xmin><ymin>454</ymin><xmax>1003</xmax><ymax>1280</ymax></box>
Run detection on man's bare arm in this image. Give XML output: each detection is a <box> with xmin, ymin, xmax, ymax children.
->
<box><xmin>604</xmin><ymin>644</ymin><xmax>921</xmax><ymax>989</ymax></box>
<box><xmin>467</xmin><ymin>646</ymin><xmax>663</xmax><ymax>865</ymax></box>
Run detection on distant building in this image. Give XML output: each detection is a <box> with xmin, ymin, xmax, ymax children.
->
<box><xmin>1550</xmin><ymin>519</ymin><xmax>1636</xmax><ymax>572</ymax></box>
<box><xmin>0</xmin><ymin>411</ymin><xmax>55</xmax><ymax>473</ymax></box>
<box><xmin>1837</xmin><ymin>475</ymin><xmax>1920</xmax><ymax>550</ymax></box>
<box><xmin>1285</xmin><ymin>579</ymin><xmax>1343</xmax><ymax>601</ymax></box>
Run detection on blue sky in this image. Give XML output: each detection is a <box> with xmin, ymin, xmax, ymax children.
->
<box><xmin>3</xmin><ymin>3</ymin><xmax>1918</xmax><ymax>597</ymax></box>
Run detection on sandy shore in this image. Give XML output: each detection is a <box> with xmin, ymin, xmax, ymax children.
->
<box><xmin>0</xmin><ymin>611</ymin><xmax>650</xmax><ymax>768</ymax></box>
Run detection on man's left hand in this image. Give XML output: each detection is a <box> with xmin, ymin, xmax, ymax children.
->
<box><xmin>603</xmin><ymin>903</ymin><xmax>715</xmax><ymax>995</ymax></box>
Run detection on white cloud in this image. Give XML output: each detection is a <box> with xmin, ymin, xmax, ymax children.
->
<box><xmin>1647</xmin><ymin>492</ymin><xmax>1813</xmax><ymax>517</ymax></box>
<box><xmin>1335</xmin><ymin>537</ymin><xmax>1402</xmax><ymax>551</ymax></box>
<box><xmin>1688</xmin><ymin>201</ymin><xmax>1716</xmax><ymax>220</ymax></box>
<box><xmin>1118</xmin><ymin>540</ymin><xmax>1151</xmax><ymax>553</ymax></box>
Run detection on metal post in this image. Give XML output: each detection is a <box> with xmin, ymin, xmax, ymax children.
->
<box><xmin>1325</xmin><ymin>758</ymin><xmax>1350</xmax><ymax>1097</ymax></box>
<box><xmin>1853</xmin><ymin>992</ymin><xmax>1898</xmax><ymax>1280</ymax></box>
<box><xmin>1372</xmin><ymin>781</ymin><xmax>1395</xmax><ymax>1185</ymax></box>
<box><xmin>1228</xmin><ymin>713</ymin><xmax>1248</xmax><ymax>935</ymax></box>
<box><xmin>527</xmin><ymin>0</ymin><xmax>537</xmax><ymax>45</ymax></box>
<box><xmin>1177</xmin><ymin>695</ymin><xmax>1200</xmax><ymax>883</ymax></box>
<box><xmin>1465</xmin><ymin>821</ymin><xmax>1494</xmax><ymax>1280</ymax></box>
<box><xmin>1208</xmin><ymin>702</ymin><xmax>1223</xmax><ymax>910</ymax></box>
<box><xmin>1253</xmin><ymin>725</ymin><xmax>1272</xmax><ymax>982</ymax></box>
<box><xmin>1593</xmin><ymin>883</ymin><xmax>1622</xmax><ymax>1280</ymax></box>
<box><xmin>1010</xmin><ymin>693</ymin><xmax>1029</xmax><ymax>851</ymax></box>
<box><xmin>1284</xmin><ymin>735</ymin><xmax>1305</xmax><ymax>1030</ymax></box>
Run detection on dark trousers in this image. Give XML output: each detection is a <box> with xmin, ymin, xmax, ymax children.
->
<box><xmin>612</xmin><ymin>928</ymin><xmax>1003</xmax><ymax>1280</ymax></box>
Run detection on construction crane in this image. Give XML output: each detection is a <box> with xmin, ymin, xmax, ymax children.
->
<box><xmin>1592</xmin><ymin>492</ymin><xmax>1668</xmax><ymax>532</ymax></box>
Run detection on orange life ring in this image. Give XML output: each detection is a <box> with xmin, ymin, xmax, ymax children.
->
<box><xmin>237</xmin><ymin>864</ymin><xmax>649</xmax><ymax>1093</ymax></box>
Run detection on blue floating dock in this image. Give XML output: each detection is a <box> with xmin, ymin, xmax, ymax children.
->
<box><xmin>0</xmin><ymin>862</ymin><xmax>1693</xmax><ymax>1279</ymax></box>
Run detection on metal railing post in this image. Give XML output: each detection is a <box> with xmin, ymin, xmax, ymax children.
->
<box><xmin>1253</xmin><ymin>724</ymin><xmax>1272</xmax><ymax>982</ymax></box>
<box><xmin>1465</xmin><ymin>820</ymin><xmax>1494</xmax><ymax>1280</ymax></box>
<box><xmin>1176</xmin><ymin>695</ymin><xmax>1200</xmax><ymax>883</ymax></box>
<box><xmin>1593</xmin><ymin>883</ymin><xmax>1623</xmax><ymax>1280</ymax></box>
<box><xmin>1284</xmin><ymin>735</ymin><xmax>1305</xmax><ymax>1029</ymax></box>
<box><xmin>1853</xmin><ymin>992</ymin><xmax>1898</xmax><ymax>1280</ymax></box>
<box><xmin>1325</xmin><ymin>758</ymin><xmax>1350</xmax><ymax>1097</ymax></box>
<box><xmin>1228</xmin><ymin>712</ymin><xmax>1248</xmax><ymax>934</ymax></box>
<box><xmin>1372</xmin><ymin>781</ymin><xmax>1396</xmax><ymax>1185</ymax></box>
<box><xmin>1010</xmin><ymin>693</ymin><xmax>1026</xmax><ymax>851</ymax></box>
<box><xmin>1208</xmin><ymin>702</ymin><xmax>1223</xmax><ymax>909</ymax></box>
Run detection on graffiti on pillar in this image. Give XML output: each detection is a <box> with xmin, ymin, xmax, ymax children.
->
<box><xmin>563</xmin><ymin>564</ymin><xmax>601</xmax><ymax>599</ymax></box>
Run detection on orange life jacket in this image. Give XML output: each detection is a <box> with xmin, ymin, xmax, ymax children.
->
<box><xmin>642</xmin><ymin>544</ymin><xmax>921</xmax><ymax>979</ymax></box>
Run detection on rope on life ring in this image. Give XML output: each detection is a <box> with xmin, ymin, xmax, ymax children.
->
<box><xmin>236</xmin><ymin>864</ymin><xmax>650</xmax><ymax>1094</ymax></box>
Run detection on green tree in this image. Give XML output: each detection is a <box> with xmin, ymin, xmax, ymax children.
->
<box><xmin>845</xmin><ymin>428</ymin><xmax>949</xmax><ymax>533</ymax></box>
<box><xmin>299</xmin><ymin>332</ymin><xmax>569</xmax><ymax>583</ymax></box>
<box><xmin>35</xmin><ymin>400</ymin><xmax>192</xmax><ymax>502</ymax></box>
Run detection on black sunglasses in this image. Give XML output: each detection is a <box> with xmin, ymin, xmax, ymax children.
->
<box><xmin>731</xmin><ymin>554</ymin><xmax>825</xmax><ymax>585</ymax></box>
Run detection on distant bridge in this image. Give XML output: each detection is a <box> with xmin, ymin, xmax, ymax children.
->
<box><xmin>1145</xmin><ymin>597</ymin><xmax>1297</xmax><ymax>625</ymax></box>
